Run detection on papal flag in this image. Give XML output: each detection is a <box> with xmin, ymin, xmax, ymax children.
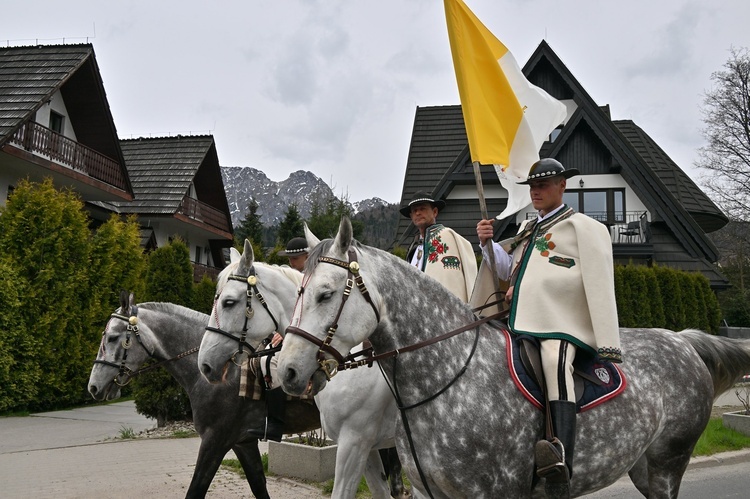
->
<box><xmin>444</xmin><ymin>0</ymin><xmax>567</xmax><ymax>220</ymax></box>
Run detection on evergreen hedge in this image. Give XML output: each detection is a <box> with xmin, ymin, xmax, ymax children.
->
<box><xmin>615</xmin><ymin>264</ymin><xmax>721</xmax><ymax>334</ymax></box>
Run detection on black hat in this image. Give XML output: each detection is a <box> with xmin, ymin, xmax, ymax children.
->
<box><xmin>399</xmin><ymin>191</ymin><xmax>447</xmax><ymax>218</ymax></box>
<box><xmin>278</xmin><ymin>237</ymin><xmax>309</xmax><ymax>257</ymax></box>
<box><xmin>517</xmin><ymin>158</ymin><xmax>580</xmax><ymax>185</ymax></box>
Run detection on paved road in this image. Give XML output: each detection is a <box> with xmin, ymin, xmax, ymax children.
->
<box><xmin>1</xmin><ymin>397</ymin><xmax>749</xmax><ymax>498</ymax></box>
<box><xmin>0</xmin><ymin>401</ymin><xmax>322</xmax><ymax>498</ymax></box>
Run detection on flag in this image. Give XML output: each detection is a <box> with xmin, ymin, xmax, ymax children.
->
<box><xmin>444</xmin><ymin>0</ymin><xmax>567</xmax><ymax>219</ymax></box>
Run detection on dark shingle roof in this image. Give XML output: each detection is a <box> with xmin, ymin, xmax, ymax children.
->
<box><xmin>0</xmin><ymin>44</ymin><xmax>91</xmax><ymax>141</ymax></box>
<box><xmin>112</xmin><ymin>135</ymin><xmax>217</xmax><ymax>214</ymax></box>
<box><xmin>614</xmin><ymin>120</ymin><xmax>727</xmax><ymax>233</ymax></box>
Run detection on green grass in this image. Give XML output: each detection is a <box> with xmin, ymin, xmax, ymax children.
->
<box><xmin>119</xmin><ymin>426</ymin><xmax>137</xmax><ymax>439</ymax></box>
<box><xmin>693</xmin><ymin>417</ymin><xmax>750</xmax><ymax>456</ymax></box>
<box><xmin>221</xmin><ymin>453</ymin><xmax>269</xmax><ymax>479</ymax></box>
<box><xmin>171</xmin><ymin>429</ymin><xmax>198</xmax><ymax>438</ymax></box>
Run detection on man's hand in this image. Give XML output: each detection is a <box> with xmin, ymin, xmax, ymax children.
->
<box><xmin>477</xmin><ymin>219</ymin><xmax>495</xmax><ymax>247</ymax></box>
<box><xmin>270</xmin><ymin>332</ymin><xmax>283</xmax><ymax>347</ymax></box>
<box><xmin>505</xmin><ymin>285</ymin><xmax>514</xmax><ymax>304</ymax></box>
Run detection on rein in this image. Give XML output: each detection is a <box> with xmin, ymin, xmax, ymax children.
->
<box><xmin>93</xmin><ymin>309</ymin><xmax>198</xmax><ymax>386</ymax></box>
<box><xmin>204</xmin><ymin>265</ymin><xmax>281</xmax><ymax>366</ymax></box>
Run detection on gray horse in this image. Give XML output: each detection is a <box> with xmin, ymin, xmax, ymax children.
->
<box><xmin>88</xmin><ymin>292</ymin><xmax>319</xmax><ymax>499</ymax></box>
<box><xmin>276</xmin><ymin>217</ymin><xmax>750</xmax><ymax>498</ymax></box>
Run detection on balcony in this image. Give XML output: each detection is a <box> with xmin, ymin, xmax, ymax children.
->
<box><xmin>9</xmin><ymin>120</ymin><xmax>129</xmax><ymax>192</ymax></box>
<box><xmin>178</xmin><ymin>196</ymin><xmax>232</xmax><ymax>234</ymax></box>
<box><xmin>527</xmin><ymin>211</ymin><xmax>651</xmax><ymax>244</ymax></box>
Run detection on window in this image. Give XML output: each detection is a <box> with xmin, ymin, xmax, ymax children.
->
<box><xmin>49</xmin><ymin>111</ymin><xmax>65</xmax><ymax>134</ymax></box>
<box><xmin>563</xmin><ymin>189</ymin><xmax>625</xmax><ymax>224</ymax></box>
<box><xmin>195</xmin><ymin>246</ymin><xmax>203</xmax><ymax>264</ymax></box>
<box><xmin>549</xmin><ymin>126</ymin><xmax>562</xmax><ymax>142</ymax></box>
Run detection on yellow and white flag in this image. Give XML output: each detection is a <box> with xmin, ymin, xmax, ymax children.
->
<box><xmin>444</xmin><ymin>0</ymin><xmax>567</xmax><ymax>219</ymax></box>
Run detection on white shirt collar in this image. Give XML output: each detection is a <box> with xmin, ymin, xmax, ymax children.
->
<box><xmin>537</xmin><ymin>204</ymin><xmax>565</xmax><ymax>222</ymax></box>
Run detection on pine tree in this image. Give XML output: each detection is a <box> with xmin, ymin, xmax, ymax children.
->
<box><xmin>277</xmin><ymin>204</ymin><xmax>304</xmax><ymax>245</ymax></box>
<box><xmin>234</xmin><ymin>199</ymin><xmax>264</xmax><ymax>246</ymax></box>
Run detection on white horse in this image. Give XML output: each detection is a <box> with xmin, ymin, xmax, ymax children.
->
<box><xmin>197</xmin><ymin>240</ymin><xmax>407</xmax><ymax>499</ymax></box>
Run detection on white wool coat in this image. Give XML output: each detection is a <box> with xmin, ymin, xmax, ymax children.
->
<box><xmin>506</xmin><ymin>212</ymin><xmax>621</xmax><ymax>362</ymax></box>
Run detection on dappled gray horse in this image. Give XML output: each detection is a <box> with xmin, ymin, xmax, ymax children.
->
<box><xmin>88</xmin><ymin>292</ymin><xmax>319</xmax><ymax>499</ymax></box>
<box><xmin>277</xmin><ymin>217</ymin><xmax>750</xmax><ymax>499</ymax></box>
<box><xmin>198</xmin><ymin>240</ymin><xmax>408</xmax><ymax>499</ymax></box>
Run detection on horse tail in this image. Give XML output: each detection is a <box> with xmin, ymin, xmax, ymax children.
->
<box><xmin>678</xmin><ymin>329</ymin><xmax>750</xmax><ymax>397</ymax></box>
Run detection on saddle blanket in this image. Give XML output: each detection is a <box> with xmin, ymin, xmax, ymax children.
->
<box><xmin>501</xmin><ymin>326</ymin><xmax>626</xmax><ymax>412</ymax></box>
<box><xmin>239</xmin><ymin>354</ymin><xmax>315</xmax><ymax>402</ymax></box>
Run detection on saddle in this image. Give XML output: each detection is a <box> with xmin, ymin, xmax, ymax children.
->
<box><xmin>500</xmin><ymin>325</ymin><xmax>626</xmax><ymax>412</ymax></box>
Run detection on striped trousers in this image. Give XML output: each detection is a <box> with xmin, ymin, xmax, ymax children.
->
<box><xmin>540</xmin><ymin>339</ymin><xmax>577</xmax><ymax>402</ymax></box>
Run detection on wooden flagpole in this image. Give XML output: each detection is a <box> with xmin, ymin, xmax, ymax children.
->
<box><xmin>473</xmin><ymin>161</ymin><xmax>502</xmax><ymax>299</ymax></box>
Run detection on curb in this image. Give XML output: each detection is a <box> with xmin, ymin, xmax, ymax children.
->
<box><xmin>688</xmin><ymin>448</ymin><xmax>750</xmax><ymax>469</ymax></box>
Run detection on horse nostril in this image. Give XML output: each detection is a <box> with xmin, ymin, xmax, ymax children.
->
<box><xmin>89</xmin><ymin>386</ymin><xmax>97</xmax><ymax>395</ymax></box>
<box><xmin>284</xmin><ymin>367</ymin><xmax>297</xmax><ymax>384</ymax></box>
<box><xmin>200</xmin><ymin>363</ymin><xmax>212</xmax><ymax>376</ymax></box>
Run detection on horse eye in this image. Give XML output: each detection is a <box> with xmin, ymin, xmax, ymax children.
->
<box><xmin>222</xmin><ymin>299</ymin><xmax>237</xmax><ymax>308</ymax></box>
<box><xmin>319</xmin><ymin>291</ymin><xmax>334</xmax><ymax>303</ymax></box>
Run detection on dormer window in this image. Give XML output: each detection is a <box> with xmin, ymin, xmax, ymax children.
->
<box><xmin>549</xmin><ymin>126</ymin><xmax>562</xmax><ymax>142</ymax></box>
<box><xmin>49</xmin><ymin>111</ymin><xmax>64</xmax><ymax>134</ymax></box>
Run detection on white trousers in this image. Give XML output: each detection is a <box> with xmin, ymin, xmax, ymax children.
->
<box><xmin>540</xmin><ymin>339</ymin><xmax>576</xmax><ymax>402</ymax></box>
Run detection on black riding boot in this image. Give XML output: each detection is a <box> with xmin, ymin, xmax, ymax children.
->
<box><xmin>248</xmin><ymin>387</ymin><xmax>286</xmax><ymax>442</ymax></box>
<box><xmin>536</xmin><ymin>400</ymin><xmax>577</xmax><ymax>498</ymax></box>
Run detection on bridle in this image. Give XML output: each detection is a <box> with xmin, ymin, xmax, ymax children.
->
<box><xmin>93</xmin><ymin>307</ymin><xmax>153</xmax><ymax>386</ymax></box>
<box><xmin>93</xmin><ymin>307</ymin><xmax>200</xmax><ymax>386</ymax></box>
<box><xmin>285</xmin><ymin>248</ymin><xmax>381</xmax><ymax>380</ymax></box>
<box><xmin>204</xmin><ymin>265</ymin><xmax>281</xmax><ymax>366</ymax></box>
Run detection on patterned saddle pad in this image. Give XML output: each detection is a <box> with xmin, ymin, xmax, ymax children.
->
<box><xmin>500</xmin><ymin>326</ymin><xmax>626</xmax><ymax>413</ymax></box>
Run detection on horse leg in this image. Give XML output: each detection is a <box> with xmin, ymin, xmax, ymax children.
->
<box><xmin>362</xmin><ymin>449</ymin><xmax>392</xmax><ymax>499</ymax></box>
<box><xmin>627</xmin><ymin>455</ymin><xmax>650</xmax><ymax>498</ymax></box>
<box><xmin>233</xmin><ymin>442</ymin><xmax>270</xmax><ymax>499</ymax></box>
<box><xmin>379</xmin><ymin>447</ymin><xmax>408</xmax><ymax>497</ymax></box>
<box><xmin>330</xmin><ymin>433</ymin><xmax>376</xmax><ymax>499</ymax></box>
<box><xmin>185</xmin><ymin>437</ymin><xmax>233</xmax><ymax>499</ymax></box>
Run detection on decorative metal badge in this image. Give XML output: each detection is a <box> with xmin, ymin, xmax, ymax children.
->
<box><xmin>441</xmin><ymin>256</ymin><xmax>461</xmax><ymax>269</ymax></box>
<box><xmin>548</xmin><ymin>256</ymin><xmax>575</xmax><ymax>268</ymax></box>
<box><xmin>427</xmin><ymin>235</ymin><xmax>449</xmax><ymax>264</ymax></box>
<box><xmin>247</xmin><ymin>275</ymin><xmax>257</xmax><ymax>286</ymax></box>
<box><xmin>595</xmin><ymin>367</ymin><xmax>611</xmax><ymax>384</ymax></box>
<box><xmin>349</xmin><ymin>261</ymin><xmax>360</xmax><ymax>274</ymax></box>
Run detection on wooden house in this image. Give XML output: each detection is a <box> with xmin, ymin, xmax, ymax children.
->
<box><xmin>0</xmin><ymin>44</ymin><xmax>133</xmax><ymax>206</ymax></box>
<box><xmin>92</xmin><ymin>135</ymin><xmax>234</xmax><ymax>280</ymax></box>
<box><xmin>395</xmin><ymin>41</ymin><xmax>728</xmax><ymax>289</ymax></box>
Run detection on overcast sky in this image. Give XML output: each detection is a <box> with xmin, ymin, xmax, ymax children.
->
<box><xmin>3</xmin><ymin>0</ymin><xmax>750</xmax><ymax>204</ymax></box>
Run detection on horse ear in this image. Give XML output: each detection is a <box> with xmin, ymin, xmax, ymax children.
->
<box><xmin>333</xmin><ymin>216</ymin><xmax>353</xmax><ymax>255</ymax></box>
<box><xmin>241</xmin><ymin>239</ymin><xmax>255</xmax><ymax>268</ymax></box>
<box><xmin>119</xmin><ymin>290</ymin><xmax>129</xmax><ymax>311</ymax></box>
<box><xmin>229</xmin><ymin>246</ymin><xmax>241</xmax><ymax>264</ymax></box>
<box><xmin>304</xmin><ymin>222</ymin><xmax>321</xmax><ymax>249</ymax></box>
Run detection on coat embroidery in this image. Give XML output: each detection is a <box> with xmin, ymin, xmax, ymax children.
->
<box><xmin>534</xmin><ymin>233</ymin><xmax>556</xmax><ymax>257</ymax></box>
<box><xmin>441</xmin><ymin>255</ymin><xmax>461</xmax><ymax>269</ymax></box>
<box><xmin>548</xmin><ymin>256</ymin><xmax>575</xmax><ymax>268</ymax></box>
<box><xmin>427</xmin><ymin>235</ymin><xmax>449</xmax><ymax>264</ymax></box>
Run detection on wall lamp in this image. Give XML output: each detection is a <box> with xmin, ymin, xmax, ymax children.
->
<box><xmin>579</xmin><ymin>178</ymin><xmax>585</xmax><ymax>188</ymax></box>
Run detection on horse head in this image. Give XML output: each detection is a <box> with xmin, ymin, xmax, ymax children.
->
<box><xmin>278</xmin><ymin>217</ymin><xmax>383</xmax><ymax>397</ymax></box>
<box><xmin>88</xmin><ymin>290</ymin><xmax>155</xmax><ymax>401</ymax></box>
<box><xmin>198</xmin><ymin>239</ymin><xmax>303</xmax><ymax>383</ymax></box>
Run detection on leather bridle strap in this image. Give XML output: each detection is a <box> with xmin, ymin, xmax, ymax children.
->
<box><xmin>285</xmin><ymin>248</ymin><xmax>380</xmax><ymax>379</ymax></box>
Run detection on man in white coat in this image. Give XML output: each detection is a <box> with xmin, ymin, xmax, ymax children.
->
<box><xmin>476</xmin><ymin>158</ymin><xmax>621</xmax><ymax>496</ymax></box>
<box><xmin>401</xmin><ymin>191</ymin><xmax>477</xmax><ymax>303</ymax></box>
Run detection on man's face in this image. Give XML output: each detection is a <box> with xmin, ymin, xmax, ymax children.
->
<box><xmin>288</xmin><ymin>254</ymin><xmax>308</xmax><ymax>272</ymax></box>
<box><xmin>409</xmin><ymin>202</ymin><xmax>438</xmax><ymax>234</ymax></box>
<box><xmin>529</xmin><ymin>177</ymin><xmax>566</xmax><ymax>216</ymax></box>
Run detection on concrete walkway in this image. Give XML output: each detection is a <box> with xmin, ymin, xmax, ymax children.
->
<box><xmin>0</xmin><ymin>401</ymin><xmax>322</xmax><ymax>498</ymax></box>
<box><xmin>1</xmin><ymin>396</ymin><xmax>749</xmax><ymax>498</ymax></box>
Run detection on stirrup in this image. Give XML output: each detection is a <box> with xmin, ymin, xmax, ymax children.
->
<box><xmin>535</xmin><ymin>438</ymin><xmax>569</xmax><ymax>482</ymax></box>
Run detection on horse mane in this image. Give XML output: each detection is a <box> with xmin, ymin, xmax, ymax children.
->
<box><xmin>217</xmin><ymin>259</ymin><xmax>303</xmax><ymax>288</ymax></box>
<box><xmin>137</xmin><ymin>302</ymin><xmax>209</xmax><ymax>323</ymax></box>
<box><xmin>678</xmin><ymin>328</ymin><xmax>750</xmax><ymax>396</ymax></box>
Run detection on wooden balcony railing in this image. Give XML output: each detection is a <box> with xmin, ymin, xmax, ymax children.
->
<box><xmin>178</xmin><ymin>196</ymin><xmax>231</xmax><ymax>233</ymax></box>
<box><xmin>193</xmin><ymin>263</ymin><xmax>220</xmax><ymax>282</ymax></box>
<box><xmin>9</xmin><ymin>120</ymin><xmax>129</xmax><ymax>192</ymax></box>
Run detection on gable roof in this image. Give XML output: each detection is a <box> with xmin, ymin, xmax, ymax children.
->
<box><xmin>0</xmin><ymin>43</ymin><xmax>131</xmax><ymax>195</ymax></box>
<box><xmin>396</xmin><ymin>40</ymin><xmax>726</xmax><ymax>266</ymax></box>
<box><xmin>107</xmin><ymin>135</ymin><xmax>230</xmax><ymax>219</ymax></box>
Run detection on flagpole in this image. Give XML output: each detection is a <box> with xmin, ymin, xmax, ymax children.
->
<box><xmin>473</xmin><ymin>161</ymin><xmax>502</xmax><ymax>300</ymax></box>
